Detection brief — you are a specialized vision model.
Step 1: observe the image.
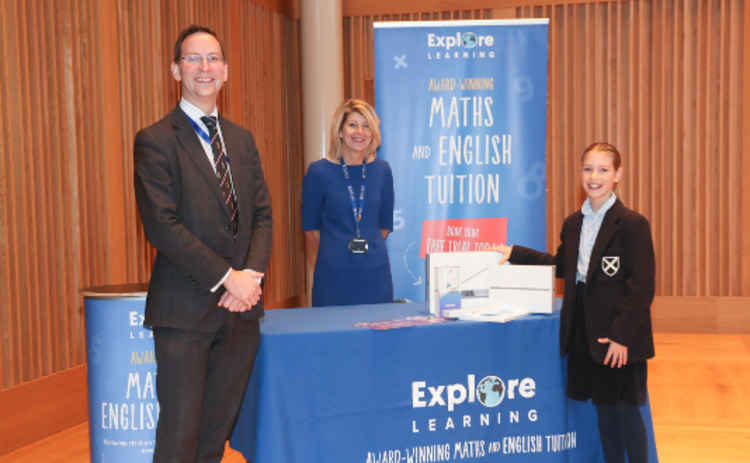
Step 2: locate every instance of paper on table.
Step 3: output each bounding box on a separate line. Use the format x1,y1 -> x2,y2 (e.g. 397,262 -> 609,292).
354,315 -> 449,330
442,305 -> 529,323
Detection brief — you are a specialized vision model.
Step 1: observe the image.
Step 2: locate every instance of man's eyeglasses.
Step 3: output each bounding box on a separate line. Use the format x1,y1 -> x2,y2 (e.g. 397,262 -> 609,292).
180,54 -> 224,65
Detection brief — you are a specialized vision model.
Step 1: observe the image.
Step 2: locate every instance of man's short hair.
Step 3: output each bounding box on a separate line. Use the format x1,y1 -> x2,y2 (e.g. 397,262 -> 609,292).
173,24 -> 225,63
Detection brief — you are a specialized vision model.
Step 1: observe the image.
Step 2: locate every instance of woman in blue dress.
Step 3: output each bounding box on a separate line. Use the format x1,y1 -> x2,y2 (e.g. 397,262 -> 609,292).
302,99 -> 394,306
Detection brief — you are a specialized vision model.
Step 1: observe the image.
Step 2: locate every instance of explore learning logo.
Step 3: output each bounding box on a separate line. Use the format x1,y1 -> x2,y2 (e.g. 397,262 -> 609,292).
409,374 -> 540,434
412,374 -> 534,412
427,31 -> 494,50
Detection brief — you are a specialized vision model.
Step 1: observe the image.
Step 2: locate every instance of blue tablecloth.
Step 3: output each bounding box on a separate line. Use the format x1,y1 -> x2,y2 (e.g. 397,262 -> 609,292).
230,302 -> 658,462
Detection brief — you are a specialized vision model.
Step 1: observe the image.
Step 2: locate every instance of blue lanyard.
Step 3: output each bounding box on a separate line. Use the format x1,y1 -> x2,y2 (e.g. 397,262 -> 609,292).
188,117 -> 211,143
188,117 -> 231,162
341,159 -> 366,238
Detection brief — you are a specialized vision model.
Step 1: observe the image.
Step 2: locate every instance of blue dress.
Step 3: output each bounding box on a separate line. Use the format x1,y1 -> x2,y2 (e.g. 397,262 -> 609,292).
302,158 -> 394,307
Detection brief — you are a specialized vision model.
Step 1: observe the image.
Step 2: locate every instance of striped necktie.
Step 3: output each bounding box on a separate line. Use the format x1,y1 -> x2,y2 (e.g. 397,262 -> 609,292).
201,116 -> 238,235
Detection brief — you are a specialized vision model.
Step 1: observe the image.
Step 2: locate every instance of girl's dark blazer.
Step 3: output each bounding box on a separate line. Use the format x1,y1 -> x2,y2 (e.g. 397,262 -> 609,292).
509,199 -> 655,364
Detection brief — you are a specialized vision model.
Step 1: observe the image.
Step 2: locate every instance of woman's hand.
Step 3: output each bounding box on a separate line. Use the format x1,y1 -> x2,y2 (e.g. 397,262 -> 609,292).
598,338 -> 628,368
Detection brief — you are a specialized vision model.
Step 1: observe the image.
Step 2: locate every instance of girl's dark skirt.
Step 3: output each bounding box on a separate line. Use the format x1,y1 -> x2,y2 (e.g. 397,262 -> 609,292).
566,282 -> 648,406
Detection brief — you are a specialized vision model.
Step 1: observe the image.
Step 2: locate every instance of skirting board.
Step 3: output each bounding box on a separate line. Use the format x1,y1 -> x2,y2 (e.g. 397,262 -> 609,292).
652,296 -> 750,333
0,365 -> 88,455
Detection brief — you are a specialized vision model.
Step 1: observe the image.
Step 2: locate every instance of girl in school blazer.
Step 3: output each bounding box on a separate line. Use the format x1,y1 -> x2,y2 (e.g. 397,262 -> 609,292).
497,142 -> 655,463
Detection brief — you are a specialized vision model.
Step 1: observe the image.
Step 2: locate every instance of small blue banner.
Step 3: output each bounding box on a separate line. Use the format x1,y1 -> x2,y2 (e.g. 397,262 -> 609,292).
84,296 -> 157,462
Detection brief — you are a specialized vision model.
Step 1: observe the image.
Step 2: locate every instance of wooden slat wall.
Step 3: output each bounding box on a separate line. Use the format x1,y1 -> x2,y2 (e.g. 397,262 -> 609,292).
343,0 -> 745,298
518,0 -> 743,296
0,0 -> 304,391
514,1 -> 744,297
0,0 -> 93,389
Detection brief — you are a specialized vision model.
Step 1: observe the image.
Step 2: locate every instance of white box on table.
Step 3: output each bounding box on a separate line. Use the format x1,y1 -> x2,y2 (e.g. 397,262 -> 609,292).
426,251 -> 555,316
425,251 -> 500,316
489,264 -> 555,314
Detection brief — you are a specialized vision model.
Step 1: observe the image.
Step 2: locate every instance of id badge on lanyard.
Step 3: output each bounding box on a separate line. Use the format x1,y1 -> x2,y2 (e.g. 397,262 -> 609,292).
342,159 -> 368,254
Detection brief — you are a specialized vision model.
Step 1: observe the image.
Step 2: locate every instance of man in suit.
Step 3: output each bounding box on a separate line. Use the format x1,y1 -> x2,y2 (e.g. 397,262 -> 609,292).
134,24 -> 272,463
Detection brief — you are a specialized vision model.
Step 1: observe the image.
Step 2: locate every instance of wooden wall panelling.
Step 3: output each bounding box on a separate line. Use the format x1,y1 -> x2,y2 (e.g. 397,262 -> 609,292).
637,1 -> 652,230
697,0 -> 709,296
0,0 -> 10,386
0,0 -> 92,388
716,0 -> 728,295
6,0 -> 23,387
514,1 -> 744,297
714,0 -> 740,296
253,0 -> 298,18
652,296 -> 750,334
657,0 -> 680,295
670,0 -> 684,295
100,0 -> 128,287
56,0 -> 79,374
343,14 -> 367,100
117,0 -> 149,284
720,0 -> 738,291
682,0 -> 697,295
275,11 -> 306,307
27,0 -> 47,382
726,0 -> 743,296
74,0 -> 106,376
48,0 -> 72,372
236,3 -> 305,307
21,0 -> 42,384
652,0 -> 667,297
0,0 -> 18,387
45,0 -> 68,374
744,0 -> 750,296
343,0 -> 615,16
251,5 -> 282,305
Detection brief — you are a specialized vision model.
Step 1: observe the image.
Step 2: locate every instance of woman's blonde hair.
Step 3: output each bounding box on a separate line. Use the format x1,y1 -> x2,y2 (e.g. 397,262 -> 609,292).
326,98 -> 381,161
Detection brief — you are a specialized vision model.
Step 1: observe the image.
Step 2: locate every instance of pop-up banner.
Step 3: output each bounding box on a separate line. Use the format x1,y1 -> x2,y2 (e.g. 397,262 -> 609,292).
83,286 -> 157,463
374,19 -> 549,302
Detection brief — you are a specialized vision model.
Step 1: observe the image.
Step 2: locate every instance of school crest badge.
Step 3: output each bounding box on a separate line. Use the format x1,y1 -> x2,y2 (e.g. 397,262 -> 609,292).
601,256 -> 620,277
